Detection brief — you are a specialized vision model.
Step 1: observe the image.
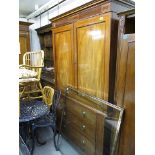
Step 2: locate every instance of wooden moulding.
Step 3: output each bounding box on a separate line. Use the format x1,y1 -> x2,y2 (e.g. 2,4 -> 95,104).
50,0 -> 134,28
35,23 -> 52,34
117,8 -> 135,16
19,21 -> 33,32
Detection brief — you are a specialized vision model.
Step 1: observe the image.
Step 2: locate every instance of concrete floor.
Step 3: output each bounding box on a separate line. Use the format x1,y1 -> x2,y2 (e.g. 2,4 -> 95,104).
33,127 -> 61,155
33,127 -> 80,155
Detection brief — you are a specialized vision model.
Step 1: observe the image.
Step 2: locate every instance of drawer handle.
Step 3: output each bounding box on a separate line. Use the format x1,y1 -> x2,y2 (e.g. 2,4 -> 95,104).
81,111 -> 86,117
81,140 -> 86,144
81,125 -> 86,130
63,111 -> 66,116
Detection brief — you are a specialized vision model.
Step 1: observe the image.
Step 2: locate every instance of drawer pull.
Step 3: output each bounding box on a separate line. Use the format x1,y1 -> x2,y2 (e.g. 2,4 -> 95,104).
81,125 -> 86,130
81,140 -> 86,144
82,111 -> 86,117
63,111 -> 66,116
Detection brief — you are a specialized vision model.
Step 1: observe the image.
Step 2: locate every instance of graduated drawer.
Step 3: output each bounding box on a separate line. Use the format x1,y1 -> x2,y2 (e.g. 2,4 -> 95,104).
63,110 -> 96,142
65,98 -> 96,127
63,123 -> 95,155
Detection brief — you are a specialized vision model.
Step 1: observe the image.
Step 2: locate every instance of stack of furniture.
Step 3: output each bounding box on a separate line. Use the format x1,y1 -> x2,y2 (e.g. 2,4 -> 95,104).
50,0 -> 134,155
19,21 -> 33,64
36,24 -> 55,88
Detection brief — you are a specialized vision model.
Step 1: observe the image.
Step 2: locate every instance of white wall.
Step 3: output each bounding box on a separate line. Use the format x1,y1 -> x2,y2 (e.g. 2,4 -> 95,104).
27,0 -> 93,51
29,24 -> 41,51
19,17 -> 27,22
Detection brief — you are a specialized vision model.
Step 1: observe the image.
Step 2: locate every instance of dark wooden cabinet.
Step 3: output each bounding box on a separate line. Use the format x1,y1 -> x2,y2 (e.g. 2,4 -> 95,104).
51,0 -> 134,102
59,87 -> 124,155
36,24 -> 55,88
114,9 -> 135,155
19,21 -> 33,64
61,94 -> 105,155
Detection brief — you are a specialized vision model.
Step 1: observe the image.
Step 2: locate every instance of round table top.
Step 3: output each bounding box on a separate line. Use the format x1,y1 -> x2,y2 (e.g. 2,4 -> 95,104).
19,100 -> 49,123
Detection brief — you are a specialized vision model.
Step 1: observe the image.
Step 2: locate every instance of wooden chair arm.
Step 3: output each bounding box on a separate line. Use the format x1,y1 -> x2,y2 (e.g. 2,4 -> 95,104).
19,64 -> 43,69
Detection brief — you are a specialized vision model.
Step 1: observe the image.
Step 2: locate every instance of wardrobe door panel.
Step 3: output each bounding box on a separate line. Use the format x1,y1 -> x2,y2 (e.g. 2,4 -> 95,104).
19,22 -> 32,64
74,15 -> 110,99
53,24 -> 75,90
19,33 -> 30,64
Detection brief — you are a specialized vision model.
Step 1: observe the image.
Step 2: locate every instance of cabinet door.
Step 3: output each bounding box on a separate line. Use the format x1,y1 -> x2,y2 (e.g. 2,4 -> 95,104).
53,24 -> 75,90
19,32 -> 30,64
74,14 -> 111,99
44,33 -> 52,47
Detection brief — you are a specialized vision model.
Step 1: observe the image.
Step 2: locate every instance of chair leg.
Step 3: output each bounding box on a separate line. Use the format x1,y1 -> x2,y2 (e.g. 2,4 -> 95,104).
31,128 -> 35,155
38,82 -> 43,95
53,127 -> 59,151
53,120 -> 63,150
35,128 -> 46,145
19,85 -> 26,99
54,105 -> 65,151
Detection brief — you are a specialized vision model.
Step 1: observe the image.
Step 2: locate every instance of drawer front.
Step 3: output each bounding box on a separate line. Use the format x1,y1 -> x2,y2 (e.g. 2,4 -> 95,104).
63,111 -> 96,142
63,123 -> 95,155
66,99 -> 96,127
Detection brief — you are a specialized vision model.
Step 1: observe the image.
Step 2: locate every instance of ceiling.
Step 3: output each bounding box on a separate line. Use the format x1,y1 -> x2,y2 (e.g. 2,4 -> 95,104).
19,0 -> 51,17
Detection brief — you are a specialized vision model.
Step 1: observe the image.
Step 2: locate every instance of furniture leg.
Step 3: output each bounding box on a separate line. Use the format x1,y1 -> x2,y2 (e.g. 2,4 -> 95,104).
35,128 -> 46,145
31,127 -> 36,155
53,127 -> 58,151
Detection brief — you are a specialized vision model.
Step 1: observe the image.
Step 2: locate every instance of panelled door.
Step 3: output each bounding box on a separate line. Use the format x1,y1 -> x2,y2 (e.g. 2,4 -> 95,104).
19,33 -> 30,64
74,14 -> 111,99
53,24 -> 75,91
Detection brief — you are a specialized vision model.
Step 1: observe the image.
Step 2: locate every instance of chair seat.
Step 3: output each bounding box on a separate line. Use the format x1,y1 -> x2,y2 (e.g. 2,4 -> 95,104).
19,78 -> 40,83
32,113 -> 56,128
19,68 -> 38,79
